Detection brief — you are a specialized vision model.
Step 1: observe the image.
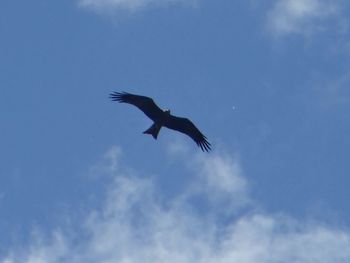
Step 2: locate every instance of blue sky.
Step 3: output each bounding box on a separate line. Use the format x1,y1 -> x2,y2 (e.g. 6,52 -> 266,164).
1,0 -> 350,262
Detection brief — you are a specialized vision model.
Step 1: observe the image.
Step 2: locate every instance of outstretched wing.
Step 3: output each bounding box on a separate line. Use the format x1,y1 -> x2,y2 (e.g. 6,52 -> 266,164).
164,115 -> 211,152
109,91 -> 164,121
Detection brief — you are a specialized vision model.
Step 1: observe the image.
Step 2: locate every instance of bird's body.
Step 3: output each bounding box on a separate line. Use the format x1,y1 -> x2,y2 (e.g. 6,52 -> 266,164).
110,91 -> 211,152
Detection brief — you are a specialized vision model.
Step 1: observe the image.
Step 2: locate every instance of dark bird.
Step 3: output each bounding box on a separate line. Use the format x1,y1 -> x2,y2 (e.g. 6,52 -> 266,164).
110,91 -> 211,152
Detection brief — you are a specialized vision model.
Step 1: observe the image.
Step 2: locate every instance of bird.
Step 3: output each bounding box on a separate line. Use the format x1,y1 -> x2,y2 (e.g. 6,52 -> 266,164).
109,91 -> 211,152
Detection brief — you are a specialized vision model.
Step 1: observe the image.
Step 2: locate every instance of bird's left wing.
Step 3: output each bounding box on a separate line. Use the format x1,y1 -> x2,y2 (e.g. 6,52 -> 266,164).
109,91 -> 164,121
164,115 -> 211,152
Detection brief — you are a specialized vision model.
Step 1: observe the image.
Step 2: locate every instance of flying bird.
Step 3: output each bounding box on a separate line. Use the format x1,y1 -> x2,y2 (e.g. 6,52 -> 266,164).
109,91 -> 211,152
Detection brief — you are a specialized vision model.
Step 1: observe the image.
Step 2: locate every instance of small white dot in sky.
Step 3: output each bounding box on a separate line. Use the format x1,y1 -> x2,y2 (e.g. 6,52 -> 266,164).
232,105 -> 236,110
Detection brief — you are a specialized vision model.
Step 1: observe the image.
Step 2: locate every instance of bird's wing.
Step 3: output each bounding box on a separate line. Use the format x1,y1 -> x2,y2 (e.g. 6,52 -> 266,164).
110,91 -> 164,121
164,115 -> 211,152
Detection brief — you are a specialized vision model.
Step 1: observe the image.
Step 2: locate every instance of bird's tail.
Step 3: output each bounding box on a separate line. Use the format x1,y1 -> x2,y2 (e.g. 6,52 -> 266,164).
143,123 -> 162,140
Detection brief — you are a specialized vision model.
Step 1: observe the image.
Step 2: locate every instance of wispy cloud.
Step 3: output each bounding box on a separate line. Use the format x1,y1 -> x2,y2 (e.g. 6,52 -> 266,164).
309,70 -> 350,109
78,0 -> 197,13
267,0 -> 344,37
2,146 -> 350,263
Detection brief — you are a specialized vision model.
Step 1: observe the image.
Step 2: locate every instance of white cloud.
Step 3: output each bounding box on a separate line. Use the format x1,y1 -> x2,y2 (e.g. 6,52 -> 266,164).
190,153 -> 250,212
2,146 -> 350,263
267,0 -> 342,37
78,0 -> 197,13
88,146 -> 121,178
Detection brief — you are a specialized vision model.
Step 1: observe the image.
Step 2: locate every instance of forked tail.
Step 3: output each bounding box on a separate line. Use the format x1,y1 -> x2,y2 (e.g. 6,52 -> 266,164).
143,123 -> 162,139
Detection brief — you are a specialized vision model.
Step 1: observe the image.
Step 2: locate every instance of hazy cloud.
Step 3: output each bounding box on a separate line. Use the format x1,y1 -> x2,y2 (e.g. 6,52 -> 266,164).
78,0 -> 197,13
267,0 -> 343,37
2,146 -> 350,263
309,70 -> 350,108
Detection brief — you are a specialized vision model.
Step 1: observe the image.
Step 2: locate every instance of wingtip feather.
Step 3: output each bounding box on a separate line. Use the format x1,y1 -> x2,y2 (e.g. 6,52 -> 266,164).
109,91 -> 129,103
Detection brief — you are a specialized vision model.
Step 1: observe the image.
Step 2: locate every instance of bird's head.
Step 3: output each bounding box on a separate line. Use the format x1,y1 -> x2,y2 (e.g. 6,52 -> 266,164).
163,109 -> 171,115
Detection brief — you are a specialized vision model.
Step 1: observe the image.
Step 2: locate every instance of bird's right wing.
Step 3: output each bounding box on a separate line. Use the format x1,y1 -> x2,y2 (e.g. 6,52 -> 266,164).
164,115 -> 211,152
109,92 -> 164,121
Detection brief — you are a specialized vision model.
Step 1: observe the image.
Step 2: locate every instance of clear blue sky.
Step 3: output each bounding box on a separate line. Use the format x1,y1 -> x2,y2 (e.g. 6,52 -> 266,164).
1,0 -> 350,262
